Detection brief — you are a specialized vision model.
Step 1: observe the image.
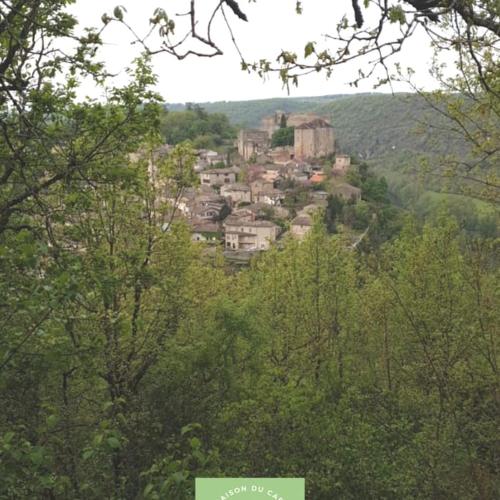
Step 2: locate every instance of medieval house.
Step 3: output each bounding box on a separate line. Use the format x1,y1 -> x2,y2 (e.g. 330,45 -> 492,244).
220,183 -> 252,205
333,154 -> 351,176
200,168 -> 237,187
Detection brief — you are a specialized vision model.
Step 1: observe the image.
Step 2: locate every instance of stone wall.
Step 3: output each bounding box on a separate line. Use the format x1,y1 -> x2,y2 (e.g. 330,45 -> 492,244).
237,129 -> 269,160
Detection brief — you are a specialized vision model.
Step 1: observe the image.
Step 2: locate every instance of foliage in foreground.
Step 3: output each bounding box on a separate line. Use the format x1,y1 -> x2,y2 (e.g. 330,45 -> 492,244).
1,188 -> 498,498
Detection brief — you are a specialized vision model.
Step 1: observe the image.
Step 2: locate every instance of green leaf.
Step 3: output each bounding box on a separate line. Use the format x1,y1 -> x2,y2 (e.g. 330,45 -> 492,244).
181,423 -> 201,435
29,447 -> 44,467
304,42 -> 315,58
388,6 -> 406,24
189,437 -> 201,450
46,414 -> 58,429
171,471 -> 186,484
113,6 -> 125,21
107,436 -> 121,449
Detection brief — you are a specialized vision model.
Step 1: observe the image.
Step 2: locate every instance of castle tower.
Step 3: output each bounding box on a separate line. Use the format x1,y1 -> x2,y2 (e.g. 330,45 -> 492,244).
294,118 -> 335,160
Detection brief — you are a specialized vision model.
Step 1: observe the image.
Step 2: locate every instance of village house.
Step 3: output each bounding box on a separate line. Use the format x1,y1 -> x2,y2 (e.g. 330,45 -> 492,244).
290,215 -> 313,240
332,183 -> 362,202
224,218 -> 279,251
333,154 -> 351,176
231,207 -> 256,222
234,203 -> 289,220
237,129 -> 269,160
220,183 -> 252,205
198,149 -> 224,165
254,188 -> 285,206
194,150 -> 226,172
294,118 -> 335,160
250,179 -> 274,198
200,168 -> 237,187
173,189 -> 198,216
190,221 -> 222,243
188,194 -> 230,221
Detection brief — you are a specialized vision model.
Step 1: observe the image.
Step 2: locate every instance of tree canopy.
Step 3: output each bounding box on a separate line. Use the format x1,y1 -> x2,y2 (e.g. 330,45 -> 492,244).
271,126 -> 295,147
160,105 -> 235,149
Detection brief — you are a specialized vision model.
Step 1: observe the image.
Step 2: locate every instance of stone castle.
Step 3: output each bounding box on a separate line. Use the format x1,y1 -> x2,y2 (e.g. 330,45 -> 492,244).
236,111 -> 335,162
259,111 -> 335,160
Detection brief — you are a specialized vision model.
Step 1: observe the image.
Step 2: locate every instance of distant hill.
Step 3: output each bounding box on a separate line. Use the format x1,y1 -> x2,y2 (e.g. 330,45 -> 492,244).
167,94 -> 368,128
166,93 -> 467,163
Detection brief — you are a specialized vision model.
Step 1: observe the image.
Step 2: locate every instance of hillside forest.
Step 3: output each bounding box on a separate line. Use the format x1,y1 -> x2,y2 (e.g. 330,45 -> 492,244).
0,1 -> 499,500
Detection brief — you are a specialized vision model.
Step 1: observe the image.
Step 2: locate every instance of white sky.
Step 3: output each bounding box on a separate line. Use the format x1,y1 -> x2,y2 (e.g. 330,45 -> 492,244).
71,0 -> 445,103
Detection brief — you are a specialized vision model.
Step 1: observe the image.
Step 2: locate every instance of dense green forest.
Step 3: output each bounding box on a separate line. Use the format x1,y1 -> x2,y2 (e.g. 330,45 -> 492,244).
1,1 -> 499,499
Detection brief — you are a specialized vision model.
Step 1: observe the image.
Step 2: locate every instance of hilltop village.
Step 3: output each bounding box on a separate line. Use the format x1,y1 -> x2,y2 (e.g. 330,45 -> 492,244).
162,111 -> 367,256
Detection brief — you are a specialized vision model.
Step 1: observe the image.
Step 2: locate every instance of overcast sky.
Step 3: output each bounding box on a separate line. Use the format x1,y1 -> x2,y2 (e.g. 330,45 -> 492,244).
71,0 -> 445,103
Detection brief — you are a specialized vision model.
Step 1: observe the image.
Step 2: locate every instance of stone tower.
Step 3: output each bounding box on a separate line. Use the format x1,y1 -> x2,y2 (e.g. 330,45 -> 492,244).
294,118 -> 335,160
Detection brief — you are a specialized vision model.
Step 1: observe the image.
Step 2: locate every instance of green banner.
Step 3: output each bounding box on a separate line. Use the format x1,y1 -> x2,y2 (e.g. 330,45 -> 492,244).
195,478 -> 305,500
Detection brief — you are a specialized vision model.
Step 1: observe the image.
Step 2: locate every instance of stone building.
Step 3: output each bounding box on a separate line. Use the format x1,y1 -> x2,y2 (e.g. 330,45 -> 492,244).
224,218 -> 279,251
237,129 -> 269,160
332,183 -> 362,202
294,119 -> 335,160
254,188 -> 284,206
333,154 -> 351,176
290,215 -> 313,240
200,168 -> 236,187
220,183 -> 252,205
249,179 -> 274,199
189,194 -> 229,221
190,221 -> 222,242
